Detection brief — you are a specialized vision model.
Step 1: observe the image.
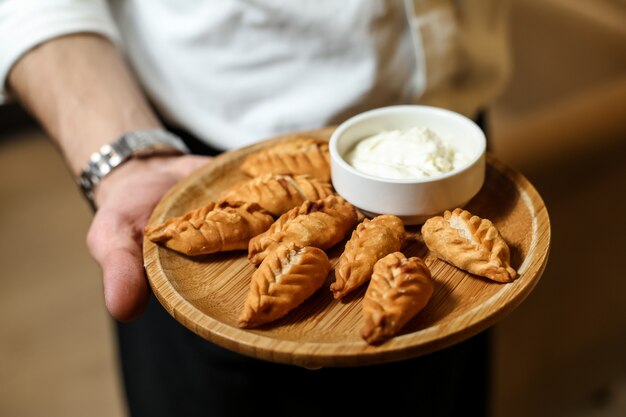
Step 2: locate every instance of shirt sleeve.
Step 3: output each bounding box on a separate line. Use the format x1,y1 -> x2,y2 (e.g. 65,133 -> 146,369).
0,0 -> 121,103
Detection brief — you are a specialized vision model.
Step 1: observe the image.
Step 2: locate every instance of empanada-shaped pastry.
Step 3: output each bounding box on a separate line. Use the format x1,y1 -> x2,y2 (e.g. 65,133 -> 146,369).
331,215 -> 405,299
361,252 -> 434,345
145,201 -> 274,256
421,208 -> 517,282
238,243 -> 331,328
248,195 -> 358,266
240,137 -> 331,181
219,174 -> 335,217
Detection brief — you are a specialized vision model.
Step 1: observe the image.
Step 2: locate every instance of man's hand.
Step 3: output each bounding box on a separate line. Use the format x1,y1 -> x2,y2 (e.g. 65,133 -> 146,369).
7,34 -> 211,321
86,154 -> 211,321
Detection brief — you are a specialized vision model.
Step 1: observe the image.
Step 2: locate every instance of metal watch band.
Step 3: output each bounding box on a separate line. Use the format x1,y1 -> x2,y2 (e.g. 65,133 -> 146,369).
78,129 -> 190,210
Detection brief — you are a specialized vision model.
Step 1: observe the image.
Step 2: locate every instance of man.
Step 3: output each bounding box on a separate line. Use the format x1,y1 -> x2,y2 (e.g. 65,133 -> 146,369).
1,1 -> 510,415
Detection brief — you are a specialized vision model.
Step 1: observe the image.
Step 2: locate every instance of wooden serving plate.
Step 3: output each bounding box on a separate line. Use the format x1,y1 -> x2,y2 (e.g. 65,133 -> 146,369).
143,128 -> 550,369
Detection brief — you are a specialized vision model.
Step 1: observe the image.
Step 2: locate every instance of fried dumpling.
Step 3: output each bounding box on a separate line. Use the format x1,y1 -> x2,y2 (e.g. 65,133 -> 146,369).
361,252 -> 434,345
238,243 -> 331,328
248,195 -> 358,266
145,201 -> 274,256
219,174 -> 335,217
239,137 -> 331,181
421,208 -> 517,282
331,215 -> 405,299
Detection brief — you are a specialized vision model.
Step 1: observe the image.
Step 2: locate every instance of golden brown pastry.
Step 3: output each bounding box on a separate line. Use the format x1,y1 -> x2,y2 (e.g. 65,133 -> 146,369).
248,195 -> 358,266
219,173 -> 335,217
331,215 -> 405,299
361,252 -> 434,345
238,243 -> 331,328
239,137 -> 331,181
145,201 -> 274,256
421,208 -> 517,282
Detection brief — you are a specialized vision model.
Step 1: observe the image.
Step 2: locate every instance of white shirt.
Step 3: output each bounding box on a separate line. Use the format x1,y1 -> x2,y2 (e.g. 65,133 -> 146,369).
0,0 -> 511,150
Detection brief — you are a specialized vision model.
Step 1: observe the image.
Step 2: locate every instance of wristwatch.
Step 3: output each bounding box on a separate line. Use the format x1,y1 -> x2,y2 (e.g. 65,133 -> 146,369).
78,129 -> 190,210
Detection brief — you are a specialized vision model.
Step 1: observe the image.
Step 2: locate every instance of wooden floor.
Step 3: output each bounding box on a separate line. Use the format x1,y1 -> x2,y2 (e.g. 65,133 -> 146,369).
1,126 -> 625,417
0,129 -> 126,417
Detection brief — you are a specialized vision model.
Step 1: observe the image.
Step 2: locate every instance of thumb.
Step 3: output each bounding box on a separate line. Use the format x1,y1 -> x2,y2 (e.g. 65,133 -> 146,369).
100,247 -> 150,321
87,212 -> 150,322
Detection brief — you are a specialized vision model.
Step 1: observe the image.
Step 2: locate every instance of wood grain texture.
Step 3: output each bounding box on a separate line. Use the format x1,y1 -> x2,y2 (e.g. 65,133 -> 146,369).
143,127 -> 551,369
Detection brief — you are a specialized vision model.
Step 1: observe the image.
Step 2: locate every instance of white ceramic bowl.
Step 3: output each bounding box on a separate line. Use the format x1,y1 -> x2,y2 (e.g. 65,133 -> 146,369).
329,105 -> 486,225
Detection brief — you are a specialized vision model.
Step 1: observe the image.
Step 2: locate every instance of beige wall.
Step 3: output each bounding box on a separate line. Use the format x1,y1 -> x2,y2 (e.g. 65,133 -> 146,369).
490,0 -> 626,173
490,1 -> 626,417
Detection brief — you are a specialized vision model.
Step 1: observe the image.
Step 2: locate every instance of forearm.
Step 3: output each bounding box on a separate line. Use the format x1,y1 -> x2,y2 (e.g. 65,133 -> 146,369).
7,33 -> 162,176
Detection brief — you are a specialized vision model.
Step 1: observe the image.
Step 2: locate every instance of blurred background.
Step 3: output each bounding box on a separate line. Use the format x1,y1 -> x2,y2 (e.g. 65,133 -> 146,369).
1,0 -> 625,416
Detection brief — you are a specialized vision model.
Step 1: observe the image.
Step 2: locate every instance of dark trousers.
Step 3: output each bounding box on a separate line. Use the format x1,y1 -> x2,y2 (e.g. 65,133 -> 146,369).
117,296 -> 490,417
116,120 -> 492,416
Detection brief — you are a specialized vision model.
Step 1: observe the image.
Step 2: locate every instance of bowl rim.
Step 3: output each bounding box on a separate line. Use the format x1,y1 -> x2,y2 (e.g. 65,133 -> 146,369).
329,104 -> 487,184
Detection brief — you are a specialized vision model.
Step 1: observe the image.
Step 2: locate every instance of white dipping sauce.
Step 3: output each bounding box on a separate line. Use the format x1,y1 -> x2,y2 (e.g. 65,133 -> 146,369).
344,127 -> 467,180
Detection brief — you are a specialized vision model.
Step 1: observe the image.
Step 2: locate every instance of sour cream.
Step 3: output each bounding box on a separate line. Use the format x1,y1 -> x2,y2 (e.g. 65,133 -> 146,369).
344,127 -> 467,180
